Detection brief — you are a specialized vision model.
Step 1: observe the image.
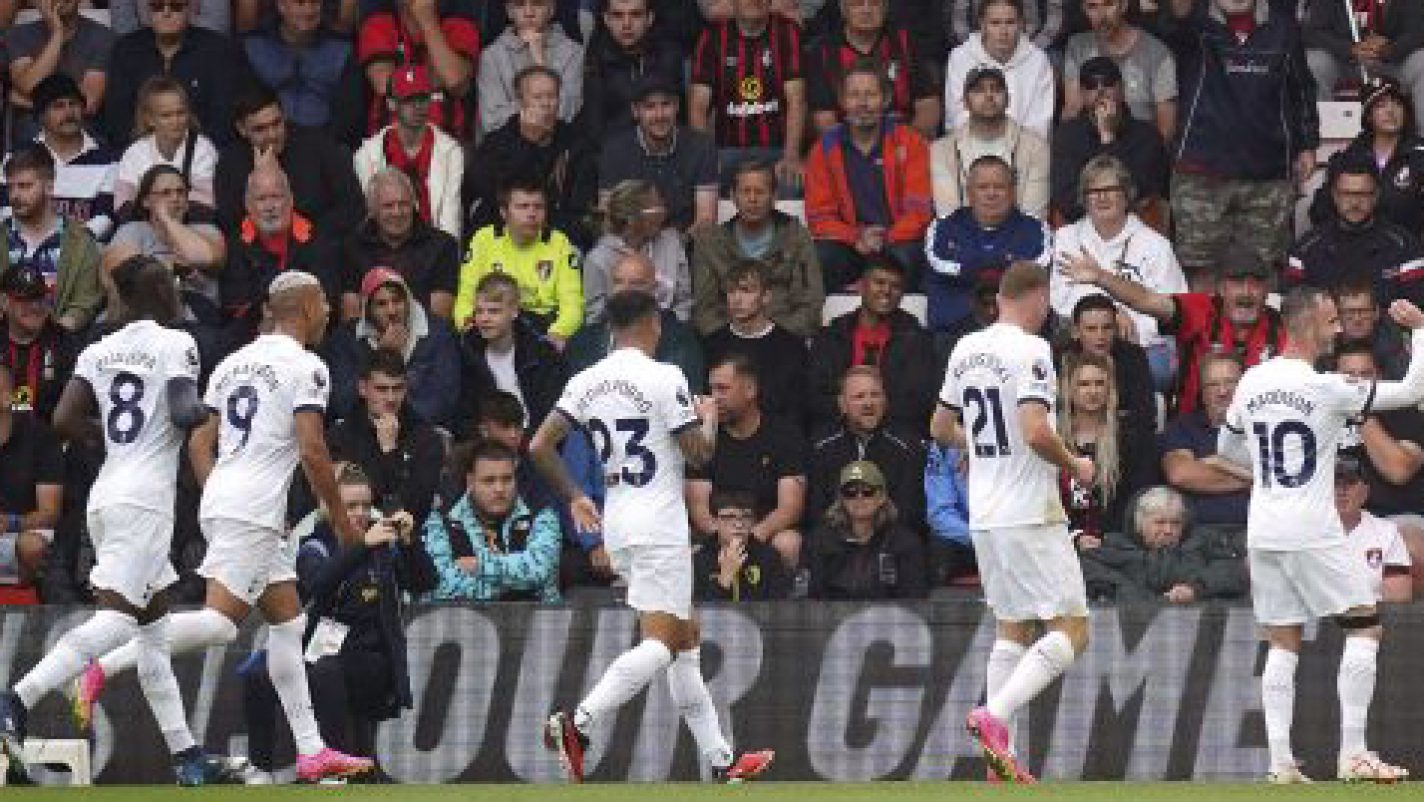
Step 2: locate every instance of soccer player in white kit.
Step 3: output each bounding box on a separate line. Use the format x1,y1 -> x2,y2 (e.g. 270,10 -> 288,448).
1217,287 -> 1424,784
0,256 -> 244,784
528,286 -> 774,784
930,262 -> 1093,784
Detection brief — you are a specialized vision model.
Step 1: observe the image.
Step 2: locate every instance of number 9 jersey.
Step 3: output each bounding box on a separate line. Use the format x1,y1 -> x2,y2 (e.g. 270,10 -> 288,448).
554,348 -> 699,552
939,323 -> 1067,530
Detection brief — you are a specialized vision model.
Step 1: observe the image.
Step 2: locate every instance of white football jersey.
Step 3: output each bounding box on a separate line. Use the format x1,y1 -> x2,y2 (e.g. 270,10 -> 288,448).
74,320 -> 200,515
939,323 -> 1067,529
555,348 -> 698,551
199,334 -> 329,530
1225,358 -> 1374,550
1346,511 -> 1412,601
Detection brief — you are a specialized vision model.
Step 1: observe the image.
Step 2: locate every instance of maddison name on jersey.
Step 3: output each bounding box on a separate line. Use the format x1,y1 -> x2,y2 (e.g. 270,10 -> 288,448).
1244,389 -> 1317,417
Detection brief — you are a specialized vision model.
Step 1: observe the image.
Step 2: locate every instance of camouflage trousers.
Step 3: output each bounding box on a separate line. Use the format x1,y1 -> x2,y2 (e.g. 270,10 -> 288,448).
1170,171 -> 1294,275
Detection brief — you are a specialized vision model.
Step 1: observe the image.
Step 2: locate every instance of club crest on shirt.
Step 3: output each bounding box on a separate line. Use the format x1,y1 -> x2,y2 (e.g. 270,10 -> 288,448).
537,260 -> 554,282
676,388 -> 691,409
1367,548 -> 1384,570
313,371 -> 327,390
740,76 -> 764,101
1031,359 -> 1050,382
186,347 -> 200,371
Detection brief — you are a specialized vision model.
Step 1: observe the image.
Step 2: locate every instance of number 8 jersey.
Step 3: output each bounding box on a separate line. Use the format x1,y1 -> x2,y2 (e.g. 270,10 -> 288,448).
199,334 -> 330,531
554,348 -> 699,552
939,323 -> 1067,530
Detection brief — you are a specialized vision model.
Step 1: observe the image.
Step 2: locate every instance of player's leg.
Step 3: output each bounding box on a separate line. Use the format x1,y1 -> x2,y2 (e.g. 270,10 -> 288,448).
985,614 -> 1087,725
1260,624 -> 1306,782
985,619 -> 1035,760
664,616 -> 775,782
1332,607 -> 1400,780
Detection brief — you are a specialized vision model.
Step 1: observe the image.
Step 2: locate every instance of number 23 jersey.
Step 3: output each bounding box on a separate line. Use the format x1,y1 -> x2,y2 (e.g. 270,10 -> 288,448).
555,348 -> 699,552
939,323 -> 1066,530
74,320 -> 200,516
1225,357 -> 1373,550
200,334 -> 330,530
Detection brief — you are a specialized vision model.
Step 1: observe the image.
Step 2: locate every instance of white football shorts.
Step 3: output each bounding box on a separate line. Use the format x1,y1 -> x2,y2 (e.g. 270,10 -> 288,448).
609,543 -> 693,621
972,523 -> 1090,622
1250,543 -> 1376,626
197,517 -> 298,605
87,504 -> 179,608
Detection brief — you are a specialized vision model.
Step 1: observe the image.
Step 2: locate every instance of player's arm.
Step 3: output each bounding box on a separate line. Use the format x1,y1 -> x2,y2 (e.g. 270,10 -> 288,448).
1362,310 -> 1424,410
686,479 -> 716,536
296,410 -> 359,544
529,410 -> 579,502
1382,569 -> 1413,603
188,412 -> 219,487
1213,423 -> 1253,470
1358,420 -> 1424,486
930,403 -> 966,449
1019,400 -> 1080,472
52,378 -> 101,447
166,378 -> 209,430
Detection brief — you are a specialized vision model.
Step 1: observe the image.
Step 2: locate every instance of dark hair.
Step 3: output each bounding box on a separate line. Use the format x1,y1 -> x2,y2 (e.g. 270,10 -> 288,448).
477,390 -> 525,427
977,0 -> 1023,21
967,153 -> 1015,182
450,438 -> 520,479
710,489 -> 757,515
709,350 -> 759,385
732,159 -> 778,193
233,84 -> 282,124
1332,337 -> 1378,366
336,462 -> 373,490
1327,150 -> 1380,193
3,144 -> 55,181
838,57 -> 893,100
1332,279 -> 1377,304
725,259 -> 767,289
1071,293 -> 1118,323
112,254 -> 182,325
514,64 -> 562,98
133,164 -> 189,221
498,175 -> 548,208
606,289 -> 659,332
360,347 -> 408,380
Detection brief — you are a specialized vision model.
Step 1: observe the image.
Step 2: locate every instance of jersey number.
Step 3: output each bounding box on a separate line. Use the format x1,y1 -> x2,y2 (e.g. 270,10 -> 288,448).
963,387 -> 1011,458
588,417 -> 657,487
1252,420 -> 1317,488
226,385 -> 260,454
105,372 -> 146,445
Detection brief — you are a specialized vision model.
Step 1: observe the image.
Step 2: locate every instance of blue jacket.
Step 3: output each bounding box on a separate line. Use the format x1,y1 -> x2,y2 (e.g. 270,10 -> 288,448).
323,304 -> 463,430
924,444 -> 970,546
423,495 -> 562,603
924,208 -> 1051,333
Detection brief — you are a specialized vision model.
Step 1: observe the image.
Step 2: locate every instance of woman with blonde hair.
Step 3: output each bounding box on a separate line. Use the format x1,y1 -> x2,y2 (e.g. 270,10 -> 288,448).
581,179 -> 691,322
113,76 -> 218,213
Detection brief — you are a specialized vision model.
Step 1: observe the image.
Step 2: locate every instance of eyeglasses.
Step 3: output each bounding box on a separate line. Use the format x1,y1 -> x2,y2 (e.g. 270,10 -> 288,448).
1084,185 -> 1126,197
715,511 -> 756,523
1081,77 -> 1120,90
841,484 -> 881,500
149,1 -> 188,12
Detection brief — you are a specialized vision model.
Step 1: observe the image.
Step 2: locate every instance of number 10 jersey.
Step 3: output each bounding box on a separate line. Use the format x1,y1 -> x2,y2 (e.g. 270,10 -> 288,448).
554,347 -> 700,552
939,323 -> 1067,530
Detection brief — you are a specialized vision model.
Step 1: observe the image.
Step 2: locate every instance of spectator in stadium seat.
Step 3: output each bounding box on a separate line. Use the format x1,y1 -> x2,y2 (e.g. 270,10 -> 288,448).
102,0 -> 250,148
325,268 -> 463,431
808,459 -> 927,600
598,76 -> 720,234
579,0 -> 684,142
0,74 -> 120,242
691,160 -> 823,339
1050,56 -> 1169,224
241,0 -> 364,146
342,169 -> 460,322
1310,77 -> 1424,234
924,441 -> 974,583
1334,281 -> 1410,380
567,251 -> 706,391
694,489 -> 792,601
357,0 -> 480,137
4,0 -> 113,137
1060,238 -> 1286,415
215,86 -> 365,238
1157,351 -> 1249,528
468,389 -> 558,517
1156,0 -> 1319,284
690,0 -> 808,192
0,145 -> 103,333
457,271 -> 567,433
1286,151 -> 1424,307
943,0 -> 1054,139
701,260 -> 809,433
0,362 -> 62,594
924,154 -> 1050,337
1336,455 -> 1414,604
688,351 -> 807,571
935,272 -> 1000,360
112,77 -> 218,213
423,440 -> 562,602
1050,154 -> 1186,391
453,179 -> 583,345
109,0 -> 231,35
327,349 -> 447,528
583,181 -> 689,324
806,0 -> 941,139
1062,0 -> 1177,141
0,265 -> 78,423
1303,0 -> 1424,130
465,66 -> 597,247
807,365 -> 925,536
1077,485 -> 1247,603
808,256 -> 938,437
944,0 -> 1064,53
806,63 -> 933,292
1057,293 -> 1156,440
477,0 -> 584,136
353,65 -> 465,241
930,65 -> 1049,219
1333,341 -> 1424,525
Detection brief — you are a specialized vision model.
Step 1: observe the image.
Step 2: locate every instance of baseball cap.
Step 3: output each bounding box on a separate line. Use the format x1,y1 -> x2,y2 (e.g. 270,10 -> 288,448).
359,266 -> 408,299
964,65 -> 1007,94
31,73 -> 85,114
1336,454 -> 1364,483
632,74 -> 681,103
1361,75 -> 1406,116
1079,56 -> 1123,87
1217,240 -> 1270,281
1,265 -> 49,302
839,460 -> 886,491
389,65 -> 434,100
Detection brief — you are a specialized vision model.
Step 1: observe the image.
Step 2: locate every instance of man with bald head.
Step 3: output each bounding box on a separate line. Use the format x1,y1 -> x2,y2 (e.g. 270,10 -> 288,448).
565,252 -> 707,392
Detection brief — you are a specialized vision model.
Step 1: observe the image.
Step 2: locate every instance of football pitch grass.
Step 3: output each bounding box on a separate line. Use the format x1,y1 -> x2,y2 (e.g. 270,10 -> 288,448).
3,783 -> 1424,801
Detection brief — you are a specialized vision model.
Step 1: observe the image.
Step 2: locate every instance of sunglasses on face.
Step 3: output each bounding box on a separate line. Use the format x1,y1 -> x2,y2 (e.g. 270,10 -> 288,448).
841,484 -> 881,500
150,1 -> 189,12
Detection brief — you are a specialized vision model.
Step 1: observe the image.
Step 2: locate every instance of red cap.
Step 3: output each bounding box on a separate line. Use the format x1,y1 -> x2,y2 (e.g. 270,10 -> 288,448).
360,266 -> 406,299
389,65 -> 434,100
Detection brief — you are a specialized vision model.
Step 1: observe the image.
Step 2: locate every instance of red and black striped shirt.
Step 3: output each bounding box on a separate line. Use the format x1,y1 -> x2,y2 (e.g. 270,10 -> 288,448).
692,14 -> 803,148
806,27 -> 934,123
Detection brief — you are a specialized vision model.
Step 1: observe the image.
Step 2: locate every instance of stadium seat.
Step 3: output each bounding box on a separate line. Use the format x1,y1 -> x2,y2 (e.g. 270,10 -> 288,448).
0,739 -> 92,786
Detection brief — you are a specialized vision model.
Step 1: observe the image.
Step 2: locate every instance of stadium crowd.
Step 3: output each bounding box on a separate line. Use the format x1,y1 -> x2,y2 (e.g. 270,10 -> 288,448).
2,0 -> 1424,616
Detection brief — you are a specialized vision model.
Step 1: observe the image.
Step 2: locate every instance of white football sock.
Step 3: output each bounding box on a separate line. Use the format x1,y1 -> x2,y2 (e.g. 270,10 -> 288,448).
266,615 -> 325,756
1338,637 -> 1378,760
1262,648 -> 1299,769
135,616 -> 196,754
15,610 -> 137,708
574,639 -> 673,732
986,639 -> 1027,754
666,648 -> 733,770
99,608 -> 232,676
985,631 -> 1075,721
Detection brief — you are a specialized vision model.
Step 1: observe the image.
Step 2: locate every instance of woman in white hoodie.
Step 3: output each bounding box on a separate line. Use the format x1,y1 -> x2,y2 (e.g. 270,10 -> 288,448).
1052,155 -> 1186,390
943,0 -> 1055,139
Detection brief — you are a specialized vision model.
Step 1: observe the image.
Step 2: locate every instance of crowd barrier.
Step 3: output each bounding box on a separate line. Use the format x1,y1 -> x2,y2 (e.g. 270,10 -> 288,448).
3,601 -> 1422,784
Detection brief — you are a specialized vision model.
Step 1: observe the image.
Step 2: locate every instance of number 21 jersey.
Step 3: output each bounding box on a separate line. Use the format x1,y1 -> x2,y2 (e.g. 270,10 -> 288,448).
939,323 -> 1066,530
200,334 -> 330,530
554,348 -> 699,552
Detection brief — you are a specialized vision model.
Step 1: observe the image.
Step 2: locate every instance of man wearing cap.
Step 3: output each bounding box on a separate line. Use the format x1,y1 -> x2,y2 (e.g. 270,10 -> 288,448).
930,65 -> 1049,219
0,265 -> 77,423
1,73 -> 119,242
342,168 -> 460,322
4,0 -> 114,130
1062,0 -> 1177,141
943,0 -> 1054,139
1302,0 -> 1424,132
598,76 -> 719,234
354,65 -> 464,241
1334,455 -> 1414,604
806,458 -> 928,601
1309,77 -> 1424,233
580,0 -> 684,143
1050,56 -> 1168,223
357,0 -> 479,138
0,361 -> 63,602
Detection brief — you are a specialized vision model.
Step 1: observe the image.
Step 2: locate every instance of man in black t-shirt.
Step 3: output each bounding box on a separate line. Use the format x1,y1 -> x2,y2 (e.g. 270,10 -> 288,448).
687,352 -> 807,571
0,362 -> 64,590
701,260 -> 809,433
